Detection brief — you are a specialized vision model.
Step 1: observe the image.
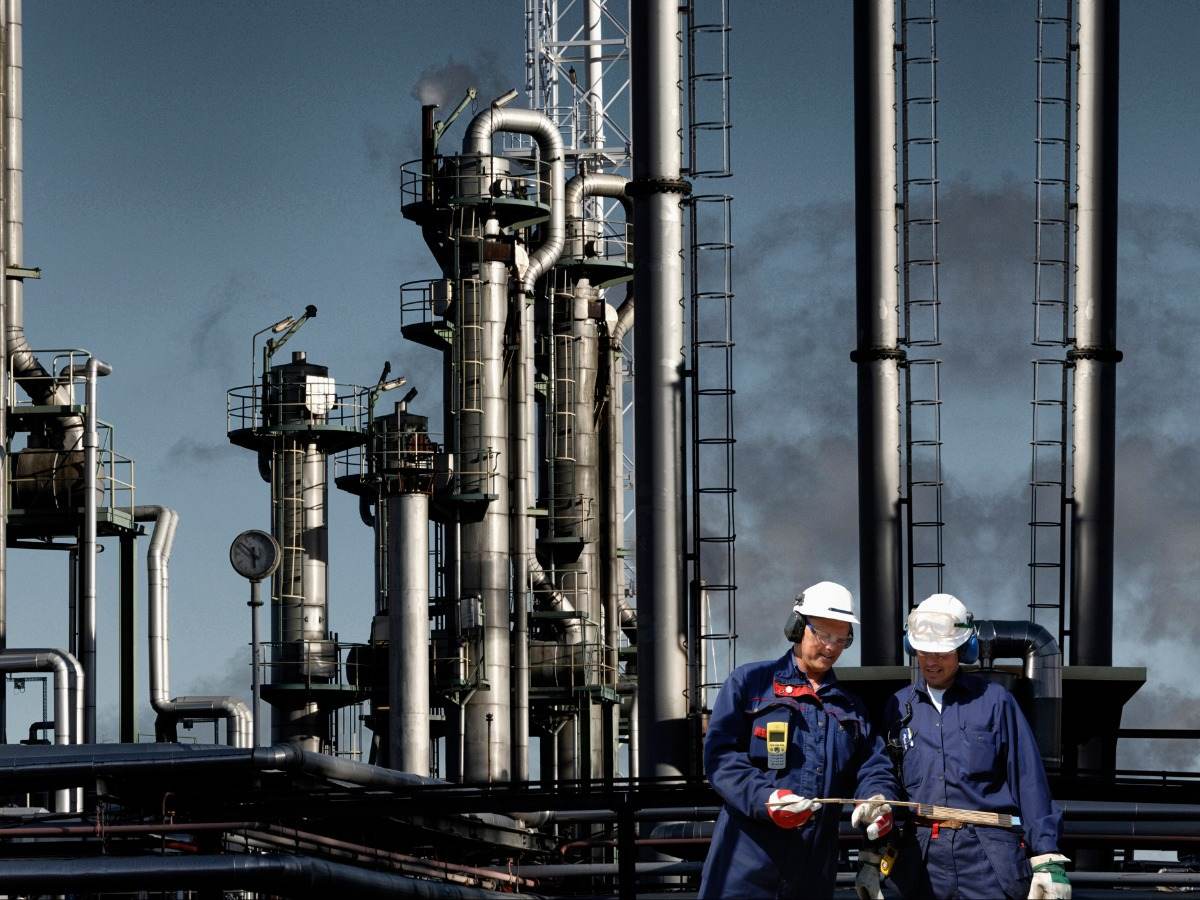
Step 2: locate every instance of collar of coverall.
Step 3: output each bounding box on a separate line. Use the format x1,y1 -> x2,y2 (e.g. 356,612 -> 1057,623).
776,649 -> 840,697
915,667 -> 979,699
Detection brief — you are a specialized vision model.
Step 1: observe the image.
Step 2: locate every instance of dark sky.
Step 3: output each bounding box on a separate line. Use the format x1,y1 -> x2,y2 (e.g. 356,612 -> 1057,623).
6,3 -> 1198,767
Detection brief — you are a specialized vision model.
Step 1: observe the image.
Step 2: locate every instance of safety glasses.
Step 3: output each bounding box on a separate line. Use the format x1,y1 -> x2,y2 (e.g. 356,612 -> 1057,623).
905,609 -> 972,642
806,621 -> 854,650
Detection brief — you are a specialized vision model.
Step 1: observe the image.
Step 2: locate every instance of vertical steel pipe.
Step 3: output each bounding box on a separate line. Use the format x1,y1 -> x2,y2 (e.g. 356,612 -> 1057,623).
509,291 -> 533,782
631,0 -> 690,779
853,0 -> 903,665
0,0 -> 7,746
459,250 -> 511,783
1069,0 -> 1120,668
142,506 -> 250,748
585,0 -> 605,153
0,648 -> 82,811
82,357 -> 111,743
387,492 -> 431,774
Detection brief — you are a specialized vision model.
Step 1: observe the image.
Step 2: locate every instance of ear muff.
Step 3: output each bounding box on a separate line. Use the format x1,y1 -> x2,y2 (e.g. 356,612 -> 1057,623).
784,608 -> 806,643
958,634 -> 980,664
904,632 -> 979,662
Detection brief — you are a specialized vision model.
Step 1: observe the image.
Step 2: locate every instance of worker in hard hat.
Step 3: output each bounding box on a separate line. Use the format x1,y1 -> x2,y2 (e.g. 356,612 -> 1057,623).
699,582 -> 881,899
851,593 -> 1069,900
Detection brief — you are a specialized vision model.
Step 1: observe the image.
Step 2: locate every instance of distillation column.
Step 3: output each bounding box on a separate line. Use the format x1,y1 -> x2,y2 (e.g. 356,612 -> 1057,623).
376,409 -> 436,773
229,350 -> 363,751
852,0 -> 904,665
630,0 -> 691,778
1069,0 -> 1120,669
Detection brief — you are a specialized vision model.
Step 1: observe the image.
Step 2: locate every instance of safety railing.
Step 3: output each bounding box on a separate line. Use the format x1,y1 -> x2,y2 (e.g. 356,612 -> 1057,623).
226,381 -> 368,434
256,639 -> 367,689
564,215 -> 634,265
399,157 -> 550,211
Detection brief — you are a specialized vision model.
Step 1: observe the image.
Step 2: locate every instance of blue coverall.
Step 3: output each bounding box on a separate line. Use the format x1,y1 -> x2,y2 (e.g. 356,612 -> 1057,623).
699,650 -> 879,899
857,671 -> 1064,899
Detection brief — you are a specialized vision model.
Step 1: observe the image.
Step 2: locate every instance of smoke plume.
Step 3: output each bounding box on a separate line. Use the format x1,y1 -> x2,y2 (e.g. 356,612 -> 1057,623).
409,53 -> 512,110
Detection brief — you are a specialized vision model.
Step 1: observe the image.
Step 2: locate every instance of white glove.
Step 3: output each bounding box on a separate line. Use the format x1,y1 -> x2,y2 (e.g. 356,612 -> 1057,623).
851,793 -> 895,840
1028,852 -> 1071,899
855,849 -> 884,900
765,788 -> 821,828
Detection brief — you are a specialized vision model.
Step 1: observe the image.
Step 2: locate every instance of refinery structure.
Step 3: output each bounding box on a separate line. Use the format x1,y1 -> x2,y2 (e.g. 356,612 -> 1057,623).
0,0 -> 1196,896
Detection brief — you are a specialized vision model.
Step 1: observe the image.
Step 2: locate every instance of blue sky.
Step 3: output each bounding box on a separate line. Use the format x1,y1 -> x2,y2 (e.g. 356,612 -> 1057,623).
8,3 -> 1200,763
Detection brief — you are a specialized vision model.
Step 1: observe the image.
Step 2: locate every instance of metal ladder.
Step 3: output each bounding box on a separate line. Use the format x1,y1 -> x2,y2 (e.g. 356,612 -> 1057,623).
1028,0 -> 1075,648
899,0 -> 945,607
685,0 -> 736,730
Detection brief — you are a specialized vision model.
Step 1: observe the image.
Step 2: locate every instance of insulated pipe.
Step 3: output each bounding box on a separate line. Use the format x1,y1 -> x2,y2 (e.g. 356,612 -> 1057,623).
631,0 -> 690,780
564,172 -> 632,261
509,264 -> 535,782
1069,0 -> 1120,668
81,356 -> 110,743
852,0 -> 903,665
0,853 -> 517,899
0,0 -> 8,745
462,106 -> 564,295
974,620 -> 1062,763
140,506 -> 251,748
387,492 -> 430,774
0,648 -> 82,811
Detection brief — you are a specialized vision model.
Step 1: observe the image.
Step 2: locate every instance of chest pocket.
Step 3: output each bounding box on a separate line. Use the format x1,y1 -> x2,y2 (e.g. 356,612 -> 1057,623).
746,701 -> 803,768
830,714 -> 862,769
961,726 -> 1001,779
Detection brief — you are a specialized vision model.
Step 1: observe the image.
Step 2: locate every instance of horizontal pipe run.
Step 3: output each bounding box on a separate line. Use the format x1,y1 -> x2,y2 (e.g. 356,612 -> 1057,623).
249,824 -> 533,888
511,860 -> 701,878
0,820 -> 256,838
0,853 -> 518,898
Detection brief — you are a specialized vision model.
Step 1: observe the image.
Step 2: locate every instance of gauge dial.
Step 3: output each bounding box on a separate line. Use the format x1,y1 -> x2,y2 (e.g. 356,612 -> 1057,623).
229,529 -> 281,581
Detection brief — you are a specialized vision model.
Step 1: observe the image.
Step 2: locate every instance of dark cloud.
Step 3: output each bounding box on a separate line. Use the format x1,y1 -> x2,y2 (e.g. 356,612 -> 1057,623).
727,178 -> 1200,686
1116,683 -> 1200,772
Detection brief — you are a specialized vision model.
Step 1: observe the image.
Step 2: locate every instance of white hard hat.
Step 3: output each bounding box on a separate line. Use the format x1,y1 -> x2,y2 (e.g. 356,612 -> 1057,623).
906,593 -> 974,653
793,581 -> 860,625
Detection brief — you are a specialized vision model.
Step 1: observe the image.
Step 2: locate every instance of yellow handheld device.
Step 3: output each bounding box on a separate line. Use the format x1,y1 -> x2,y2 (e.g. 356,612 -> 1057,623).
880,844 -> 899,877
766,721 -> 788,769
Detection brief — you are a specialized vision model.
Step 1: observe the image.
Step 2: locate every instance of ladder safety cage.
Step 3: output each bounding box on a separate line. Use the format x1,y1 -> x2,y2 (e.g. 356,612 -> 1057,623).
685,0 -> 737,728
1027,0 -> 1076,650
898,0 -> 946,606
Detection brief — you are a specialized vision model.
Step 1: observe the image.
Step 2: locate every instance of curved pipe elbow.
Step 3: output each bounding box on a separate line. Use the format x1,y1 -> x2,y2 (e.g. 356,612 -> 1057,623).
462,107 -> 565,292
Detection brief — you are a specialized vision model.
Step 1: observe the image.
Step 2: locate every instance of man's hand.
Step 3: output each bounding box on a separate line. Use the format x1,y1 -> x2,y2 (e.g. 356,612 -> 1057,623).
1028,853 -> 1071,899
765,789 -> 821,828
855,849 -> 885,900
851,793 -> 894,840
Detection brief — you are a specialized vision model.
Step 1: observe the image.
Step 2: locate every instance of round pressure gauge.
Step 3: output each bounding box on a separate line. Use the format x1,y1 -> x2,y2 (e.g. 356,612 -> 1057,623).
229,530 -> 281,581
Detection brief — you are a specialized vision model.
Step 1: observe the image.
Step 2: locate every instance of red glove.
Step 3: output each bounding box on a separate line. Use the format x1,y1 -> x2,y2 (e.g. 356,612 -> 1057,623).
766,789 -> 821,828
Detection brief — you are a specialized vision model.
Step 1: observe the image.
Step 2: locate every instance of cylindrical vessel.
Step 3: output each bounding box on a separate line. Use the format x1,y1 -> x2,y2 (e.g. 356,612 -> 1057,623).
853,0 -> 903,665
388,492 -> 431,774
1069,0 -> 1120,668
631,0 -> 690,780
